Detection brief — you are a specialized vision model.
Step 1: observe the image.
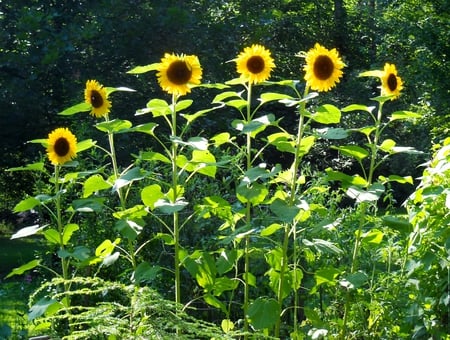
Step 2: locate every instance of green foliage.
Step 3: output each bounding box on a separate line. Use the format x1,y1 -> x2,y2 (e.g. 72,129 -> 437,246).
1,2 -> 448,339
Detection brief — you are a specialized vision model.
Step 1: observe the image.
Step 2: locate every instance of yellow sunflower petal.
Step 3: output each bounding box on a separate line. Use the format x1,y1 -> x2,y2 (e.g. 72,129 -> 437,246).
381,63 -> 403,100
84,80 -> 111,118
156,53 -> 202,96
235,44 -> 275,84
46,127 -> 77,165
303,43 -> 345,92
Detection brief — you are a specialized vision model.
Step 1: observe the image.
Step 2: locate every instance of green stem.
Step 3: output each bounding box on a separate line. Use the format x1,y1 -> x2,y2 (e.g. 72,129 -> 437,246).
54,165 -> 72,330
171,93 -> 181,307
342,101 -> 384,338
105,115 -> 137,272
243,83 -> 252,337
275,86 -> 309,337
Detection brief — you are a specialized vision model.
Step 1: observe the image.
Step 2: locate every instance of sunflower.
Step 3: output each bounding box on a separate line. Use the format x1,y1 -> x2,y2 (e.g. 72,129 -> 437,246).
235,44 -> 275,84
156,53 -> 202,96
47,128 -> 77,165
380,63 -> 403,99
303,43 -> 345,92
84,80 -> 111,118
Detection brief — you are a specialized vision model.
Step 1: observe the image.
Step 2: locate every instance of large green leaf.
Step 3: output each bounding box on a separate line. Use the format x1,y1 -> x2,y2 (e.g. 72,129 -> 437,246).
83,174 -> 112,198
43,228 -> 60,244
333,145 -> 369,162
13,197 -> 41,213
6,259 -> 40,278
258,92 -> 294,104
58,102 -> 91,116
247,297 -> 281,330
270,198 -> 300,223
11,224 -> 45,239
62,223 -> 79,245
127,122 -> 158,136
127,63 -> 159,74
28,298 -> 60,321
389,110 -> 421,121
96,119 -> 132,133
141,184 -> 165,210
236,182 -> 268,205
113,167 -> 146,191
311,104 -> 341,124
133,262 -> 161,284
7,162 -> 45,172
314,267 -> 341,287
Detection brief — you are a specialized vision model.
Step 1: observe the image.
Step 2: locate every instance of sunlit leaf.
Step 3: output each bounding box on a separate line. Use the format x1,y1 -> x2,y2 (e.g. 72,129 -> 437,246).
311,104 -> 341,124
6,259 -> 40,278
389,111 -> 421,121
43,228 -> 59,244
258,92 -> 294,104
83,174 -> 112,198
361,229 -> 384,246
113,167 -> 146,191
127,122 -> 158,135
58,102 -> 91,116
141,184 -> 165,210
127,63 -> 159,74
11,224 -> 45,239
105,86 -> 136,94
314,267 -> 341,287
7,162 -> 45,172
13,197 -> 41,213
341,104 -> 375,113
62,223 -> 79,245
96,119 -> 132,133
211,132 -> 232,147
333,145 -> 369,161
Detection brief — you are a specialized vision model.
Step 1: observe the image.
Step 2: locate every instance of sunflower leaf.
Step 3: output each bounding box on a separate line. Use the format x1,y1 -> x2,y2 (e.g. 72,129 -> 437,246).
359,70 -> 384,78
389,111 -> 422,121
96,119 -> 132,133
6,259 -> 41,278
58,102 -> 91,116
76,139 -> 96,152
7,162 -> 45,172
311,104 -> 341,124
105,86 -> 136,95
127,63 -> 160,74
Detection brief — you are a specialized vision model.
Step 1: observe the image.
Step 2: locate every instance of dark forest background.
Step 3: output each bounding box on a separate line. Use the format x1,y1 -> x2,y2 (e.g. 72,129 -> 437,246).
1,0 -> 449,208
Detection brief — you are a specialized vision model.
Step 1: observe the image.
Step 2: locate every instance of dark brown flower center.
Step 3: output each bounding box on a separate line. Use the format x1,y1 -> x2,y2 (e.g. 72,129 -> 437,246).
90,90 -> 104,108
247,56 -> 265,74
167,60 -> 192,85
313,55 -> 334,80
54,137 -> 70,157
387,73 -> 398,91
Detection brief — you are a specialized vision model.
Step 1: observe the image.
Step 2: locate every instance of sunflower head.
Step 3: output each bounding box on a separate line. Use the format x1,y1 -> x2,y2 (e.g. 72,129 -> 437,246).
156,53 -> 202,96
84,80 -> 111,118
47,127 -> 77,165
381,63 -> 403,100
303,43 -> 345,92
235,44 -> 275,84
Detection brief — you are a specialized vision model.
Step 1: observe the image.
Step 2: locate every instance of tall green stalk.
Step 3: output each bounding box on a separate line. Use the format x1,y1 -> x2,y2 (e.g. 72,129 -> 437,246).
341,100 -> 385,338
104,114 -> 137,272
275,86 -> 309,337
170,93 -> 182,307
243,83 -> 253,337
